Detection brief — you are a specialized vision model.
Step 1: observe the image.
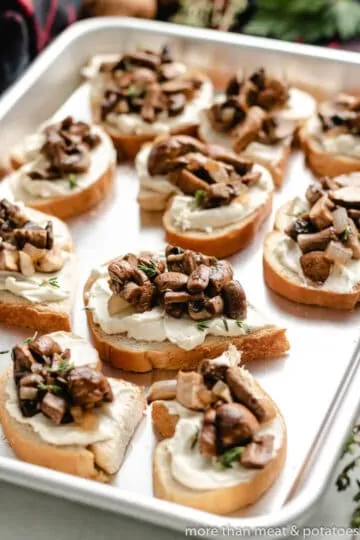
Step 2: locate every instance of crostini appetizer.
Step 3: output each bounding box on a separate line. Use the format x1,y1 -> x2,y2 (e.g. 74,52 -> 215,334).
0,199 -> 76,330
88,46 -> 213,160
137,135 -> 273,256
84,244 -> 289,372
198,68 -> 316,187
264,174 -> 360,309
0,332 -> 146,481
149,345 -> 286,514
6,116 -> 115,220
300,93 -> 360,177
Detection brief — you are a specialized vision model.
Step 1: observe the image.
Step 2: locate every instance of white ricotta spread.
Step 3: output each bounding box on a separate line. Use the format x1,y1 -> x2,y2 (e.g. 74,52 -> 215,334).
307,116 -> 360,159
87,269 -> 270,351
8,126 -> 115,201
168,164 -> 273,233
105,79 -> 214,136
162,400 -> 284,490
5,333 -> 135,447
274,235 -> 360,293
135,143 -> 180,196
0,270 -> 70,303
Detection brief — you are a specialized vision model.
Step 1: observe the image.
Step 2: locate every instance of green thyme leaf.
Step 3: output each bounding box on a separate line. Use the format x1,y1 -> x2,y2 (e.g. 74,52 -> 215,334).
0,350 -> 9,355
49,359 -> 73,373
138,260 -> 158,279
222,317 -> 229,332
191,428 -> 199,449
195,189 -> 205,206
37,383 -> 63,395
196,320 -> 210,332
126,85 -> 142,97
342,226 -> 351,242
236,320 -> 249,333
220,446 -> 244,468
24,332 -> 38,345
41,277 -> 60,289
68,174 -> 78,189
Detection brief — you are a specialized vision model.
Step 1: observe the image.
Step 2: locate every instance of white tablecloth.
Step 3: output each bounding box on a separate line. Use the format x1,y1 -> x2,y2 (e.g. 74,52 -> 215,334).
0,455 -> 357,540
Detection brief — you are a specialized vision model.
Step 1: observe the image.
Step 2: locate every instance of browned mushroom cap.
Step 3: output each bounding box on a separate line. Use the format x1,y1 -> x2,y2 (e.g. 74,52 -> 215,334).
199,408 -> 217,457
199,359 -> 228,388
187,264 -> 210,293
200,182 -> 244,209
216,402 -> 259,450
207,98 -> 247,133
147,379 -> 177,403
226,367 -> 276,422
40,392 -> 67,425
309,195 -> 335,229
306,184 -> 323,206
188,295 -> 213,321
168,167 -> 210,195
240,434 -> 275,469
147,136 -> 206,176
208,260 -> 233,295
121,51 -> 161,71
155,271 -> 188,293
29,336 -> 62,362
68,366 -> 113,408
300,251 -> 331,283
231,106 -> 267,153
205,296 -> 224,316
222,280 -> 247,320
108,259 -> 135,290
0,199 -> 30,228
297,227 -> 337,253
330,186 -> 360,210
14,227 -> 49,250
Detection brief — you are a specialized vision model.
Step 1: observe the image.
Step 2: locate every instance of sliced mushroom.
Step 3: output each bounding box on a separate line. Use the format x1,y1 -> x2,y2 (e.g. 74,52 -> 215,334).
155,272 -> 188,293
222,280 -> 247,319
306,184 -> 323,206
231,106 -> 266,153
199,408 -> 217,457
0,249 -> 19,271
188,296 -> 212,321
29,335 -> 62,360
212,380 -> 232,403
205,295 -> 224,316
19,251 -> 35,277
225,366 -> 276,422
107,294 -> 130,316
309,195 -> 334,230
147,136 -> 205,176
176,371 -> 206,410
12,344 -> 36,373
168,168 -> 209,195
330,186 -> 360,209
147,380 -> 177,403
240,434 -> 275,469
22,243 -> 47,262
344,218 -> 360,259
285,216 -> 316,241
40,392 -> 66,425
35,247 -> 64,273
300,251 -> 331,283
297,227 -> 337,253
199,359 -> 228,389
216,402 -> 259,450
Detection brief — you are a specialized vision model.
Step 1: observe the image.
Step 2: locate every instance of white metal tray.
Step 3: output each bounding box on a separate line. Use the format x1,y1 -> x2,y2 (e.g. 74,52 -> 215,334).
0,18 -> 359,539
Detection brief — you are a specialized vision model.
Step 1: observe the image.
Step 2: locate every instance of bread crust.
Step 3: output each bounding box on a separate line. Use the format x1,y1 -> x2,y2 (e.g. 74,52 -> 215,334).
151,399 -> 286,514
163,193 -> 273,258
84,270 -> 289,372
299,123 -> 360,178
20,164 -> 115,220
263,230 -> 360,309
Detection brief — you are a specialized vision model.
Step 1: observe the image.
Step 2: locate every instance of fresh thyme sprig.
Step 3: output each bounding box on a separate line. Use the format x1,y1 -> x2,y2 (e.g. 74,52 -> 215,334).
191,428 -> 199,449
24,332 -> 38,345
236,320 -> 250,333
41,277 -> 60,289
68,174 -> 78,189
138,260 -> 158,279
0,350 -> 9,355
37,382 -> 63,395
220,446 -> 244,468
336,423 -> 360,526
341,226 -> 351,242
196,320 -> 210,332
222,317 -> 229,332
195,189 -> 205,206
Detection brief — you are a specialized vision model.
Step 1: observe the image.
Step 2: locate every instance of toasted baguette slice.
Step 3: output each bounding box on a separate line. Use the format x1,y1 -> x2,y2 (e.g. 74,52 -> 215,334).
138,188 -> 173,212
151,400 -> 286,514
163,191 -> 273,258
0,367 -> 146,482
263,230 -> 360,309
0,207 -> 76,331
299,120 -> 360,178
84,274 -> 289,372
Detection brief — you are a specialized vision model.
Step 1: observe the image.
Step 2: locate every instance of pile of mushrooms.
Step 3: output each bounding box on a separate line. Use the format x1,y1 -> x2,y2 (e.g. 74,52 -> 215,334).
318,93 -> 360,138
147,135 -> 261,209
107,244 -> 248,321
99,46 -> 205,124
206,68 -> 292,152
29,116 -> 101,180
13,334 -> 113,424
0,199 -> 64,276
285,176 -> 360,283
148,355 -> 277,469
